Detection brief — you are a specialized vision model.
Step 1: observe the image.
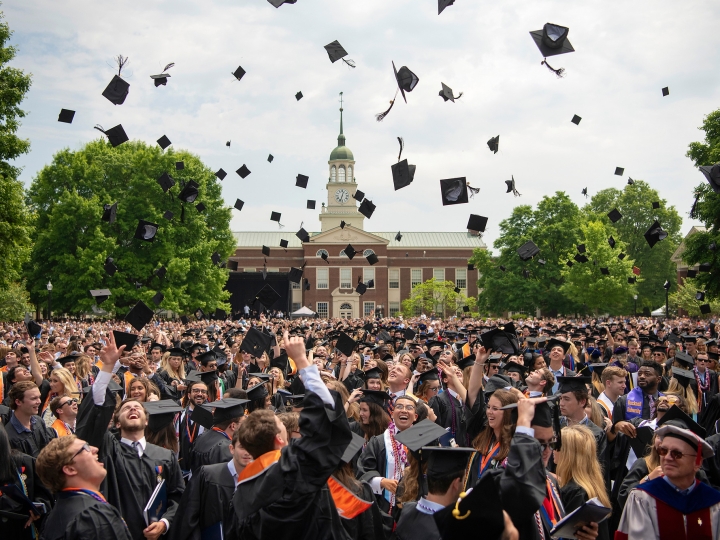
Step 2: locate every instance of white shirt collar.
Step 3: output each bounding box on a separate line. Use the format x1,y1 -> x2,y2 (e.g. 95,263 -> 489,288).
448,388 -> 459,400
416,497 -> 446,515
121,436 -> 147,456
227,460 -> 240,487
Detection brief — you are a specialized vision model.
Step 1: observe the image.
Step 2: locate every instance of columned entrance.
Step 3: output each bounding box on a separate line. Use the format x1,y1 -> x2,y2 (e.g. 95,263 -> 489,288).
339,303 -> 353,319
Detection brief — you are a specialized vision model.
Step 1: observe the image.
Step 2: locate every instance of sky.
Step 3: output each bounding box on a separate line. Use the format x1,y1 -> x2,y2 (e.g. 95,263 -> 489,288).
5,0 -> 719,253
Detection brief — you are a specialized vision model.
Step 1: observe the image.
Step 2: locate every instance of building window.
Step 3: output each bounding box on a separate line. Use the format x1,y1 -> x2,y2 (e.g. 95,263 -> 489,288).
456,268 -> 467,290
331,166 -> 336,182
316,249 -> 329,258
317,268 -> 329,289
292,302 -> 301,312
340,303 -> 352,310
348,166 -> 353,181
267,268 -> 279,273
291,280 -> 301,290
338,166 -> 346,182
389,268 -> 399,289
363,302 -> 375,317
363,249 -> 375,257
244,268 -> 255,272
317,302 -> 329,318
340,268 -> 352,289
363,267 -> 375,287
339,249 -> 348,258
433,268 -> 445,282
389,302 -> 400,316
411,268 -> 422,288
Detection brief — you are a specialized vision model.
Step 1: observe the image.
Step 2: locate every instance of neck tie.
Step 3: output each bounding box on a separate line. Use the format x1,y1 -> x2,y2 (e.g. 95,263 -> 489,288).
648,395 -> 656,420
131,441 -> 141,457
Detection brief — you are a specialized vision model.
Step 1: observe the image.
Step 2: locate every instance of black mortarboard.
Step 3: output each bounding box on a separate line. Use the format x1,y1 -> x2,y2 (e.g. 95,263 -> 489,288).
195,202 -> 206,213
502,362 -> 528,378
517,240 -> 539,261
102,202 -> 117,224
546,337 -> 571,353
209,398 -> 250,424
126,300 -> 154,331
270,354 -> 290,372
615,167 -> 624,176
662,87 -> 669,97
571,114 -> 581,125
58,108 -> 75,123
232,66 -> 246,81
366,253 -> 379,265
341,432 -> 366,464
700,304 -> 712,315
440,177 -> 468,205
600,267 -> 610,275
418,368 -> 440,385
234,199 -> 244,211
26,320 -> 42,336
359,199 -> 376,218
395,419 -> 448,453
295,91 -> 303,101
104,256 -> 117,276
438,0 -> 454,15
254,284 -> 280,309
356,281 -> 367,295
267,154 -> 274,163
152,292 -> 164,306
225,260 -> 237,271
424,446 -> 475,476
211,252 -> 222,266
178,180 -> 199,202
307,200 -> 316,209
652,201 -> 660,209
696,290 -> 706,301
671,367 -> 695,388
344,244 -> 357,260
607,208 -> 623,223
157,172 -> 175,192
324,40 -> 349,63
353,189 -> 365,202
246,382 -> 269,402
674,350 -> 694,368
113,330 -> 138,352
628,276 -> 636,284
57,352 -> 83,366
102,72 -> 130,105
236,164 -> 251,178
134,220 -> 158,241
150,63 -> 174,86
270,211 -> 281,223
566,260 -> 574,267
320,252 -> 328,263
505,175 -> 521,196
700,262 -> 712,272
617,253 -> 626,260
438,82 -> 461,103
335,332 -> 357,357
157,135 -> 171,150
700,164 -> 720,193
404,328 -> 416,341
608,236 -> 616,248
391,159 -> 416,190
163,210 -> 174,220
144,401 -> 183,432
530,22 -> 574,57
359,389 -> 392,409
215,168 -> 227,180
296,227 -> 310,242
288,266 -> 303,284
393,61 -> 419,103
95,124 -> 128,147
280,239 -> 289,249
240,327 -> 273,357
644,220 -> 668,248
188,400 -> 214,429
479,328 -> 519,354
557,375 -> 590,394
90,289 -> 111,304
467,214 -> 487,233
577,244 -> 586,253
295,174 -> 309,188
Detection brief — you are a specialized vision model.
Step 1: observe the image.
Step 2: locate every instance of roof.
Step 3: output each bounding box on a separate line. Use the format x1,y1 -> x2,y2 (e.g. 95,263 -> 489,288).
671,226 -> 707,265
233,231 -> 486,249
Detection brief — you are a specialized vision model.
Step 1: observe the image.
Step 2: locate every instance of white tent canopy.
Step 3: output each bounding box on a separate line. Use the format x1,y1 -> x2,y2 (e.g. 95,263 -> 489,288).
291,306 -> 316,317
651,306 -> 667,317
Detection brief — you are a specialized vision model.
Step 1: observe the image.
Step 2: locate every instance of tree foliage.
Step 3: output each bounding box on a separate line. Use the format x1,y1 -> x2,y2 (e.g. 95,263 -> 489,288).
0,11 -> 33,291
401,278 -> 467,317
0,281 -> 33,321
25,140 -> 235,316
582,181 -> 681,313
559,221 -> 638,313
669,280 -> 719,317
683,108 -> 720,299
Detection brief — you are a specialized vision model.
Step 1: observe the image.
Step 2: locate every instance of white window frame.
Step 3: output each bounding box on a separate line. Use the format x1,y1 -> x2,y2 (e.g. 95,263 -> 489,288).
433,268 -> 445,282
330,166 -> 336,182
455,268 -> 467,290
317,302 -> 329,318
363,267 -> 375,287
388,268 -> 400,289
363,302 -> 375,317
317,267 -> 329,289
316,249 -> 329,258
340,268 -> 352,289
363,249 -> 375,257
291,280 -> 301,290
338,166 -> 346,182
411,268 -> 422,288
291,302 -> 301,312
389,302 -> 400,317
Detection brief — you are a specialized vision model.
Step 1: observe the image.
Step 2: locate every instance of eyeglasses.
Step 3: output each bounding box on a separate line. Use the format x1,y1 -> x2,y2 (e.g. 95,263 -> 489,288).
658,446 -> 696,460
191,389 -> 208,395
394,404 -> 416,411
70,443 -> 91,461
427,386 -> 440,393
538,440 -> 558,452
60,399 -> 79,407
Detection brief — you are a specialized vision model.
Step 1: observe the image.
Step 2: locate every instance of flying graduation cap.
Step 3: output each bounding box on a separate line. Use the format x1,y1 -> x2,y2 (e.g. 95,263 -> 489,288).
295,91 -> 303,101
392,159 -> 416,190
644,221 -> 668,248
376,61 -> 419,121
58,109 -> 75,123
438,0 -> 454,14
505,176 -> 521,196
102,202 -> 117,223
232,66 -> 246,81
487,135 -> 499,154
359,199 -> 376,218
134,220 -> 158,242
94,124 -> 128,147
467,215 -> 487,235
215,168 -> 227,180
517,240 -> 540,261
267,0 -> 297,6
438,83 -> 462,102
236,165 -> 251,178
439,177 -> 478,205
581,187 -> 588,197
607,208 -> 623,223
662,87 -> 669,97
90,289 -> 112,304
324,40 -> 355,67
571,114 -> 581,125
157,172 -> 175,192
296,174 -> 309,188
104,256 -> 118,276
700,164 -> 720,193
270,211 -> 283,227
150,63 -> 174,87
102,55 -> 130,105
126,300 -> 154,331
156,135 -> 172,150
530,23 -> 574,77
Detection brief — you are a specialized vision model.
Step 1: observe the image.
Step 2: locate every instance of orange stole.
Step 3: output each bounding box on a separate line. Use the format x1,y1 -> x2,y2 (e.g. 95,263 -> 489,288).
124,371 -> 135,395
238,450 -> 281,483
328,476 -> 372,519
51,419 -> 72,437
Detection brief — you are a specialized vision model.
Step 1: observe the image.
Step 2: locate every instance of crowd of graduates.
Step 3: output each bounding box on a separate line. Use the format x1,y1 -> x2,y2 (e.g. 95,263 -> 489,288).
1,313 -> 720,539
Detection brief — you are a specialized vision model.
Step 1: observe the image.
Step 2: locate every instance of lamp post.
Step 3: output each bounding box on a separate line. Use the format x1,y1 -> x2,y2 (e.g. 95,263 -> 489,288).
633,295 -> 638,317
663,281 -> 671,318
46,281 -> 53,320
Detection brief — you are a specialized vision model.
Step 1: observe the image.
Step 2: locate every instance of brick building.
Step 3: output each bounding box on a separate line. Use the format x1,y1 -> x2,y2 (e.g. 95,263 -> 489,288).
229,106 -> 485,318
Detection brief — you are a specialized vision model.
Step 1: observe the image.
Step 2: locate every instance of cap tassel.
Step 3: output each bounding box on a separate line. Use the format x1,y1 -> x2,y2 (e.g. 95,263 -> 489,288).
541,58 -> 565,78
397,137 -> 404,162
115,54 -> 129,76
451,491 -> 471,520
453,91 -> 464,100
467,183 -> 480,198
93,124 -> 107,135
162,62 -> 175,73
553,401 -> 562,451
690,193 -> 699,219
376,89 -> 399,122
342,58 -> 356,68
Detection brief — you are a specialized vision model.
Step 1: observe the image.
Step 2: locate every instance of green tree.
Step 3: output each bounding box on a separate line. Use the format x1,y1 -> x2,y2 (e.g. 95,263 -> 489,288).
0,281 -> 33,321
583,180 -> 681,312
669,280 -> 720,317
401,278 -> 467,317
25,140 -> 235,316
0,11 -> 33,291
469,192 -> 584,316
683,109 -> 720,298
560,221 -> 638,314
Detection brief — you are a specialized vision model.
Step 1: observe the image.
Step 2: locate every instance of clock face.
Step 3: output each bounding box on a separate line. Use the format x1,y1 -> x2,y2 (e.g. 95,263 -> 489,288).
335,188 -> 350,204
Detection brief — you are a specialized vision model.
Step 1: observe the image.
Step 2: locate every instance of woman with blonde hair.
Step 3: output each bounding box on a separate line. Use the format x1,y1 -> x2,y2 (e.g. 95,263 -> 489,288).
268,366 -> 286,409
666,377 -> 699,417
41,367 -> 79,426
327,379 -> 360,422
128,377 -> 161,403
554,424 -> 612,540
74,354 -> 95,386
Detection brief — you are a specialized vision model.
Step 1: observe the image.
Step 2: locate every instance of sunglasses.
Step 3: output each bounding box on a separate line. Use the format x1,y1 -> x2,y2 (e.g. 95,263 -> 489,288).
539,440 -> 558,452
657,446 -> 696,460
60,398 -> 79,407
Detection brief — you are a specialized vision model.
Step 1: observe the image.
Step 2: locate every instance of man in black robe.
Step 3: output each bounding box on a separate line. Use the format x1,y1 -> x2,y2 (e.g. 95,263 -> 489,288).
231,330 -> 352,540
36,435 -> 132,540
76,333 -> 185,540
429,361 -> 472,447
189,398 -> 247,474
177,378 -> 209,476
170,428 -> 253,540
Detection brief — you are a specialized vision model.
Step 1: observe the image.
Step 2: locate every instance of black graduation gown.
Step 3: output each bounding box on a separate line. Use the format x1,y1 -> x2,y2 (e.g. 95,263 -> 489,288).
169,462 -> 235,540
75,385 -> 185,540
560,480 -> 610,540
355,434 -> 391,513
5,413 -> 57,458
394,501 -> 440,540
337,481 -> 389,540
189,428 -> 232,474
428,390 -> 472,447
40,491 -> 132,540
232,390 -> 352,540
178,407 -> 204,474
0,453 -> 53,540
703,433 -> 720,489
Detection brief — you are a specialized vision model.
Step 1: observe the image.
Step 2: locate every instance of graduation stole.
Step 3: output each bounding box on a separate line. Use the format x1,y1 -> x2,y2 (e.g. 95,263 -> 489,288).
238,450 -> 282,483
327,476 -> 372,519
123,371 -> 135,396
625,387 -> 644,420
540,476 -> 564,529
51,418 -> 73,437
62,487 -> 108,504
41,392 -> 56,414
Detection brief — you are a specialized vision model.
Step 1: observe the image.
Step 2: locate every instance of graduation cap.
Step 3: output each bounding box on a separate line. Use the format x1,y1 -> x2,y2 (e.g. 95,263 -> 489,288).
246,382 -> 269,403
517,240 -> 539,261
102,57 -> 130,105
696,290 -> 706,301
358,199 -> 376,218
211,168 -> 226,181
438,82 -> 462,102
94,124 -> 128,147
353,189 -> 365,202
600,267 -> 610,275
156,135 -> 172,150
577,244 -> 586,254
395,231 -> 403,242
113,329 -> 138,352
479,328 -> 519,354
391,159 -> 416,190
530,22 -> 574,57
671,367 -> 695,388
571,114 -> 581,125
163,210 -> 174,220
366,253 -> 379,266
142,400 -> 183,432
652,201 -> 660,210
438,0 -> 454,15
102,202 -> 117,224
546,337 -> 571,354
608,236 -> 616,248
566,260 -> 574,267
700,304 -> 712,315
581,187 -> 588,198
505,175 -> 521,196
58,108 -> 75,123
211,252 -> 222,265
662,87 -> 669,97
254,284 -> 280,308
157,172 -> 175,192
291,91 -> 302,101
270,211 -> 282,226
628,276 -> 637,284
235,164 -> 251,179
467,214 -> 487,234
149,62 -> 174,86
295,174 -> 309,188
134,220 -> 158,241
395,419 -> 448,457
340,432 -> 366,465
557,376 -> 590,394
324,40 -> 355,67
607,208 -> 623,223
343,244 -> 357,260
57,352 -> 83,367
440,177 -> 469,205
125,301 -> 154,331
700,164 -> 720,193
644,220 -> 668,248
306,200 -> 316,210
178,180 -> 199,203
195,202 -> 206,213
270,354 -> 290,373
335,332 -> 357,357
358,389 -> 392,409
212,398 -> 251,424
151,292 -> 164,307
240,327 -> 273,357
104,256 -> 118,276
363,366 -> 384,382
231,65 -> 246,81
376,61 -> 420,121
288,266 -> 303,284
700,262 -> 712,272
267,0 -> 297,6
356,280 -> 368,295
487,135 -> 499,154
296,227 -> 310,243
26,319 -> 42,337
90,289 -> 111,304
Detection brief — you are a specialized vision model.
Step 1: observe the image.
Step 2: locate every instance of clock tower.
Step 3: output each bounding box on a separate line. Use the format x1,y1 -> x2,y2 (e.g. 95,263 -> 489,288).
319,92 -> 365,232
